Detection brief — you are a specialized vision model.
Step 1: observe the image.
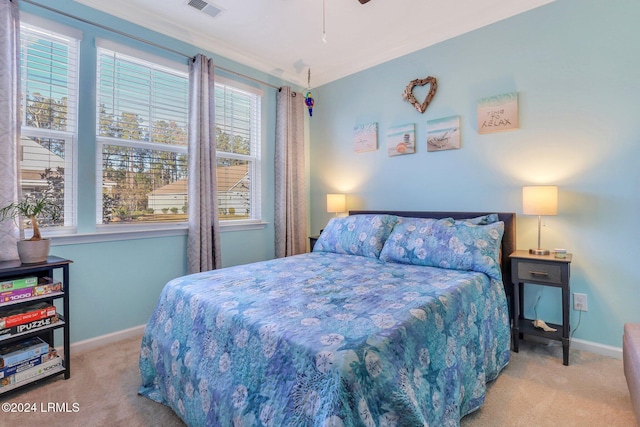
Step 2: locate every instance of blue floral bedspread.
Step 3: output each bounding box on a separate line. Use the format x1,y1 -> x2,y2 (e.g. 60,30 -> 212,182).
139,252 -> 510,427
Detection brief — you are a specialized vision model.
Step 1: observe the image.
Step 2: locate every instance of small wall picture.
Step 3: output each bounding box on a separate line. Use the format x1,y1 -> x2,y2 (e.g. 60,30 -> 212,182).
477,92 -> 519,134
387,123 -> 415,156
354,122 -> 378,153
427,115 -> 460,152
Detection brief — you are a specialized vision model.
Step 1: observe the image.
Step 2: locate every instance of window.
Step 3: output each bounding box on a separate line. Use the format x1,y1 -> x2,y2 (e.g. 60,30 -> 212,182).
96,44 -> 189,225
215,79 -> 262,222
19,22 -> 79,232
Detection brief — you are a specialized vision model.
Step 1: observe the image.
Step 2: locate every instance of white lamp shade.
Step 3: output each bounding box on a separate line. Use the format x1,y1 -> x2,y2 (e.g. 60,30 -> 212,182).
326,194 -> 346,213
522,186 -> 558,216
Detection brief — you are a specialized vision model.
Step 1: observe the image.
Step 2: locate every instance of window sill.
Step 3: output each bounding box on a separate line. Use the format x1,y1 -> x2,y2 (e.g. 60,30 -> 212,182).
50,226 -> 188,246
219,220 -> 268,232
49,221 -> 267,246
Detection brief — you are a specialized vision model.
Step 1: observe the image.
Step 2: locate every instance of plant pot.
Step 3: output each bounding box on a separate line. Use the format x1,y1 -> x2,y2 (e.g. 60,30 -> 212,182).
16,239 -> 51,264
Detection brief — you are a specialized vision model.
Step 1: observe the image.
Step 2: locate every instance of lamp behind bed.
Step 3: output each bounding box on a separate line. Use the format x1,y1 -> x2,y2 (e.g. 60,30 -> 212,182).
326,194 -> 346,216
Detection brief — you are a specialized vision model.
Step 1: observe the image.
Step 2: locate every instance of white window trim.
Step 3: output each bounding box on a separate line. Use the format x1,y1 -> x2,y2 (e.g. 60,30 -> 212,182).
21,12 -> 83,40
95,43 -> 189,228
16,32 -> 268,242
19,17 -> 80,233
95,37 -> 188,73
215,77 -> 263,223
215,75 -> 264,98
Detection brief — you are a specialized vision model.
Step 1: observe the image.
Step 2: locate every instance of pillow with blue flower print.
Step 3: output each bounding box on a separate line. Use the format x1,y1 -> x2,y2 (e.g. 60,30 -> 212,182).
379,216 -> 505,281
313,214 -> 399,258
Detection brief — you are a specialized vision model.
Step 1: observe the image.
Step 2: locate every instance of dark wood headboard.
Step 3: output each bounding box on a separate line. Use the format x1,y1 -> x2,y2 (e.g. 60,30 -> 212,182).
349,210 -> 516,299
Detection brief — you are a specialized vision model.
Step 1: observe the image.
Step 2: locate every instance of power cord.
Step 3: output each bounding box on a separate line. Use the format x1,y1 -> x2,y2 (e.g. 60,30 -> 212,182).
532,289 -> 542,319
571,310 -> 582,339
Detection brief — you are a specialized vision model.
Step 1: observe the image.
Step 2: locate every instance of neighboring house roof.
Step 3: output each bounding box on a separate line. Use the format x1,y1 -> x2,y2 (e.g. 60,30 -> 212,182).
20,138 -> 65,171
20,138 -> 65,188
147,164 -> 249,197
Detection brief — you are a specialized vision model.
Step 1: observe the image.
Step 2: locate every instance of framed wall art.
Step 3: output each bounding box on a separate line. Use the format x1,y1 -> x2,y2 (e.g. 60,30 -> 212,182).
427,116 -> 460,152
477,92 -> 519,134
387,124 -> 415,157
354,122 -> 378,153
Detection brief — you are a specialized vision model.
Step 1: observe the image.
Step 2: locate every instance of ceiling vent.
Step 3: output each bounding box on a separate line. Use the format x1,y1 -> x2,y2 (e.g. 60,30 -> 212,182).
187,0 -> 224,19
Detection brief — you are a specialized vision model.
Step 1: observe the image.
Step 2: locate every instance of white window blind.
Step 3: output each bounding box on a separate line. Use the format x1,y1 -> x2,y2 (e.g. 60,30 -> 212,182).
19,22 -> 79,231
214,80 -> 262,222
96,47 -> 189,225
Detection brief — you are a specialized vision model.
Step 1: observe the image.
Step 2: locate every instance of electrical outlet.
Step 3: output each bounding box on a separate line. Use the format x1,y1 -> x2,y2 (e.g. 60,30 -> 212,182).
573,293 -> 588,311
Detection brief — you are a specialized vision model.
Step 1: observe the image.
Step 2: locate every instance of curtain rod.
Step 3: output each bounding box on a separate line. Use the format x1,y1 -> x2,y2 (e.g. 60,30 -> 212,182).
21,0 -> 280,90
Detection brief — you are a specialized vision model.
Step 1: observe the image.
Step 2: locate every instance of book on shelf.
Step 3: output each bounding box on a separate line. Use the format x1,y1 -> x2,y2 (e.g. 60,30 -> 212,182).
0,277 -> 38,292
0,315 -> 60,340
0,302 -> 56,329
0,348 -> 56,380
0,337 -> 50,369
0,278 -> 63,304
0,353 -> 61,388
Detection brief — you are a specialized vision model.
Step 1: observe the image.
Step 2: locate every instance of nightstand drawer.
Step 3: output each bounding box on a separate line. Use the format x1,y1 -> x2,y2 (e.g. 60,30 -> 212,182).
516,261 -> 562,284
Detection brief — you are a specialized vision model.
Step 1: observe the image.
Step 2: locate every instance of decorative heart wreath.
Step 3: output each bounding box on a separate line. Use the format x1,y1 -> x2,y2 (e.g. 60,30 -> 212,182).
402,76 -> 437,113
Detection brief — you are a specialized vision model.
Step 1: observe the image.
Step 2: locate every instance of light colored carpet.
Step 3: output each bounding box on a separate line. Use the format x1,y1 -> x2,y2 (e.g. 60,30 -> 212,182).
0,335 -> 636,427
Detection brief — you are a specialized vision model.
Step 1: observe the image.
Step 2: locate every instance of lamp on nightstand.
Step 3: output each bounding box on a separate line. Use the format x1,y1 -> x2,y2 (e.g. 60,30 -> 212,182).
326,194 -> 346,217
522,185 -> 558,255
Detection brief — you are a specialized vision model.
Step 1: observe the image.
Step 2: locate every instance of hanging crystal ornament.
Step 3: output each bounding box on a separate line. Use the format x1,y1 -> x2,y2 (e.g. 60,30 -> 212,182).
304,68 -> 318,117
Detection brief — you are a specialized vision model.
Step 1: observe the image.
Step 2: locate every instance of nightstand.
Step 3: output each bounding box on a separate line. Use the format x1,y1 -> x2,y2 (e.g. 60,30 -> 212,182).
309,235 -> 319,252
510,250 -> 572,365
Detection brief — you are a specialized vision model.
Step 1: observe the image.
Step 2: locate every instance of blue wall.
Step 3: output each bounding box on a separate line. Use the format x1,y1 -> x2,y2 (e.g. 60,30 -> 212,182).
309,0 -> 640,348
20,0 -> 289,344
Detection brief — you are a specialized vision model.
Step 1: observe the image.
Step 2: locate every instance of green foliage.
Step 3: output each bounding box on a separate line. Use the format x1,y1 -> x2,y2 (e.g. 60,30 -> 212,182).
0,195 -> 60,240
38,167 -> 65,226
25,93 -> 68,131
99,105 -> 191,223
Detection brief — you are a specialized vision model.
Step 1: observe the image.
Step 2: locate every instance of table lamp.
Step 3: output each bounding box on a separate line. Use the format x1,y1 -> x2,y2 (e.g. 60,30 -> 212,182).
522,185 -> 558,255
326,194 -> 346,217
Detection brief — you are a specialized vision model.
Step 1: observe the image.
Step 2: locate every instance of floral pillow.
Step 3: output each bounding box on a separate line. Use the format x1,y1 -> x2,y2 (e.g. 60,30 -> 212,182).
379,217 -> 505,280
313,214 -> 399,258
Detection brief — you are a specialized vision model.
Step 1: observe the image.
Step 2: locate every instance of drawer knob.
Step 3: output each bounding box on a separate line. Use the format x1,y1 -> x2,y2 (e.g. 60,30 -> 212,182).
529,270 -> 549,277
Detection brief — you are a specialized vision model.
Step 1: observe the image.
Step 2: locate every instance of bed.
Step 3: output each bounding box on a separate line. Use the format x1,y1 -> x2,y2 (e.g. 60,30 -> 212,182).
139,210 -> 515,426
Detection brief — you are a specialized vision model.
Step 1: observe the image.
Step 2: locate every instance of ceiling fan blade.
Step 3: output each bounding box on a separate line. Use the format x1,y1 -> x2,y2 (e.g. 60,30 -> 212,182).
359,0 -> 371,4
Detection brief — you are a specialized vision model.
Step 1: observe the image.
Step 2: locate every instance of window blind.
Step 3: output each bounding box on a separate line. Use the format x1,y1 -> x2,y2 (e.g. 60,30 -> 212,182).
19,22 -> 79,230
97,48 -> 189,145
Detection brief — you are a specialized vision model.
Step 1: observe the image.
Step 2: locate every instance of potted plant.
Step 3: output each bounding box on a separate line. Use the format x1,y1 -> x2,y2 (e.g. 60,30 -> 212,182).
0,195 -> 60,264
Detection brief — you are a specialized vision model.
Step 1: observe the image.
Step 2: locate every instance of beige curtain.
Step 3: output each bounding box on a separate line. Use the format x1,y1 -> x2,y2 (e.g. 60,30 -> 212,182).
0,0 -> 21,261
187,54 -> 221,273
275,86 -> 306,257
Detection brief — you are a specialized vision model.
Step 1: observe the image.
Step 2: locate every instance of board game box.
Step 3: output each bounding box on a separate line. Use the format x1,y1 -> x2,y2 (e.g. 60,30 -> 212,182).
0,315 -> 59,340
0,302 -> 56,329
0,353 -> 61,388
0,337 -> 50,368
0,350 -> 54,379
0,280 -> 63,304
0,277 -> 38,292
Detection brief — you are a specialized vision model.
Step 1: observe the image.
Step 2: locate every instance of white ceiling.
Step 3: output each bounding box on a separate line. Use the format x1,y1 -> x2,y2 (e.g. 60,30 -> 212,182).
74,0 -> 554,87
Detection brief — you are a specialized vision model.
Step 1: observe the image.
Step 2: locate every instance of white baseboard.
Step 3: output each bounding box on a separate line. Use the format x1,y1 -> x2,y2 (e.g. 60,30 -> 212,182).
571,337 -> 622,360
526,334 -> 623,360
65,325 -> 146,355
